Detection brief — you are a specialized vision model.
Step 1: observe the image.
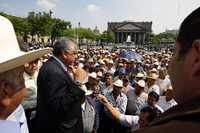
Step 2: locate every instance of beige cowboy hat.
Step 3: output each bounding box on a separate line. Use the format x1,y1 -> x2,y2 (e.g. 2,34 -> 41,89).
0,15 -> 52,73
136,73 -> 144,78
113,79 -> 123,88
146,73 -> 158,80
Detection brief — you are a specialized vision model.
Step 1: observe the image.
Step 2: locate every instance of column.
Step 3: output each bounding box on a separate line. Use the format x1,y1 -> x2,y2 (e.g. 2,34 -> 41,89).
143,33 -> 146,45
134,33 -> 136,43
122,32 -> 124,43
138,32 -> 141,45
131,32 -> 133,42
117,32 -> 119,43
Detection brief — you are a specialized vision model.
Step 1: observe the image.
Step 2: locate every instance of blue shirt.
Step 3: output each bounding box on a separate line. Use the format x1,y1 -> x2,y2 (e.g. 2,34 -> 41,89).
105,91 -> 128,114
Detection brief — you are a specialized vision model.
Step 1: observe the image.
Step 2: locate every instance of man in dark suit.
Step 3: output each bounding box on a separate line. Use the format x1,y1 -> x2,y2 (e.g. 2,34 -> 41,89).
134,7 -> 200,133
35,38 -> 87,133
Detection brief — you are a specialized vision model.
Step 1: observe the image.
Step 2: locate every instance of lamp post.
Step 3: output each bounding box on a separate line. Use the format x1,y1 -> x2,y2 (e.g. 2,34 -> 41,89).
77,22 -> 80,49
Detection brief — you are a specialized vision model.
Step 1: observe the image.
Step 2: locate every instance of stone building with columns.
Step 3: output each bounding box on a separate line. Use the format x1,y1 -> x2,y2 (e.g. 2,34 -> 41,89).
108,21 -> 152,45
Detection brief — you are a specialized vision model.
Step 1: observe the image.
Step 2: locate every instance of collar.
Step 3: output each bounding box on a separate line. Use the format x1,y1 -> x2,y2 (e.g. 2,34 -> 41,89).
52,56 -> 68,72
23,71 -> 37,80
7,105 -> 26,125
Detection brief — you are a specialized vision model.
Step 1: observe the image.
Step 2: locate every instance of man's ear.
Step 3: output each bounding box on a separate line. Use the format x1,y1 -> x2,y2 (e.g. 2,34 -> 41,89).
191,39 -> 200,77
0,80 -> 13,97
0,80 -> 9,96
61,51 -> 68,60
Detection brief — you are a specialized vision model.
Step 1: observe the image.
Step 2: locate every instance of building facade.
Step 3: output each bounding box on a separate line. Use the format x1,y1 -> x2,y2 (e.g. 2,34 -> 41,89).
108,21 -> 152,45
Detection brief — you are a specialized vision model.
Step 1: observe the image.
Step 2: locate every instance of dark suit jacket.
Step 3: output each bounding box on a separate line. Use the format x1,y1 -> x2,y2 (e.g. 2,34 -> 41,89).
35,57 -> 85,133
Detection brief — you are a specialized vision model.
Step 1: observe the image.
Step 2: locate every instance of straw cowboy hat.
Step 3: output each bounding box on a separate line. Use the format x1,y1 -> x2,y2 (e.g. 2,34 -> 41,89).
147,73 -> 158,80
113,79 -> 123,88
0,15 -> 52,73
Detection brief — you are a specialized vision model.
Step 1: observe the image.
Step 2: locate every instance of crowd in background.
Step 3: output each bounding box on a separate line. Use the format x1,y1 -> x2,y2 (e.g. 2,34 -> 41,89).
23,45 -> 177,133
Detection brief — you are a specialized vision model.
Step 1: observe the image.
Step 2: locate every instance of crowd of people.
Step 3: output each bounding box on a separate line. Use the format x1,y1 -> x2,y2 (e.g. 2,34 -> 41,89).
1,6 -> 200,133
22,35 -> 177,133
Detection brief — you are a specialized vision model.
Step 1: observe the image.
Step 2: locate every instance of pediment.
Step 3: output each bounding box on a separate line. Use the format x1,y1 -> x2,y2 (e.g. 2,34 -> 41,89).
117,23 -> 143,31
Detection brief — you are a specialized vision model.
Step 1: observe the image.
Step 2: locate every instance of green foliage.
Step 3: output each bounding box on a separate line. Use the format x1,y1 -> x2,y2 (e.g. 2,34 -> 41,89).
0,11 -> 115,43
51,18 -> 71,39
99,31 -> 114,42
147,32 -> 176,44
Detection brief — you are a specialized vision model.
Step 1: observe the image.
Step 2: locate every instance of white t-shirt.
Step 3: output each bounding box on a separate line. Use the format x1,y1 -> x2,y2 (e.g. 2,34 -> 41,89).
156,78 -> 171,95
119,114 -> 139,131
158,96 -> 177,112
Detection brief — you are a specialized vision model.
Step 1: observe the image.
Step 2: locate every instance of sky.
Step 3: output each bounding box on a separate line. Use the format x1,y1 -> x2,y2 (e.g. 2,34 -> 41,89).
0,0 -> 200,34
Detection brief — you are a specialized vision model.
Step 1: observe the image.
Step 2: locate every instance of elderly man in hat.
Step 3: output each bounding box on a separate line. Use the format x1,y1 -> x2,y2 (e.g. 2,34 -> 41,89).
0,16 -> 51,133
146,73 -> 160,95
80,85 -> 99,133
135,7 -> 200,133
105,79 -> 127,114
100,79 -> 127,133
126,80 -> 148,115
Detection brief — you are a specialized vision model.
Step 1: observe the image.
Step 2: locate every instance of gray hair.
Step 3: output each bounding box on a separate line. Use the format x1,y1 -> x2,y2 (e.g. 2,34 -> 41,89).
53,38 -> 77,56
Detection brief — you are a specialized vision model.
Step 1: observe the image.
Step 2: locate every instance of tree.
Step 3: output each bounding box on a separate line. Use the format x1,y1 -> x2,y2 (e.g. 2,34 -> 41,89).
51,18 -> 71,41
99,31 -> 114,43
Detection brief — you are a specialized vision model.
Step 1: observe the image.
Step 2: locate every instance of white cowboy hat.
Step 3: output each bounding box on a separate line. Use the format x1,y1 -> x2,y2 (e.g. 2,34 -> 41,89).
113,79 -> 123,88
136,80 -> 145,88
0,15 -> 52,73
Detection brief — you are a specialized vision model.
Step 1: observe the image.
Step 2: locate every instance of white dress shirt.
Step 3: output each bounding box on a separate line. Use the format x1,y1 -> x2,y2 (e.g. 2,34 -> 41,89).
156,78 -> 171,95
7,105 -> 29,133
22,72 -> 38,109
119,114 -> 139,131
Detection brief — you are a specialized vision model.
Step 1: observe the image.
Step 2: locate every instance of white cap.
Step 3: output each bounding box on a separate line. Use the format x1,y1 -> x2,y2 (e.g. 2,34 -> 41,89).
113,79 -> 123,88
81,85 -> 93,96
88,58 -> 94,62
136,73 -> 144,78
97,71 -> 103,77
89,72 -> 97,79
136,80 -> 145,88
108,60 -> 114,64
154,62 -> 159,66
79,58 -> 85,61
99,60 -> 105,65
